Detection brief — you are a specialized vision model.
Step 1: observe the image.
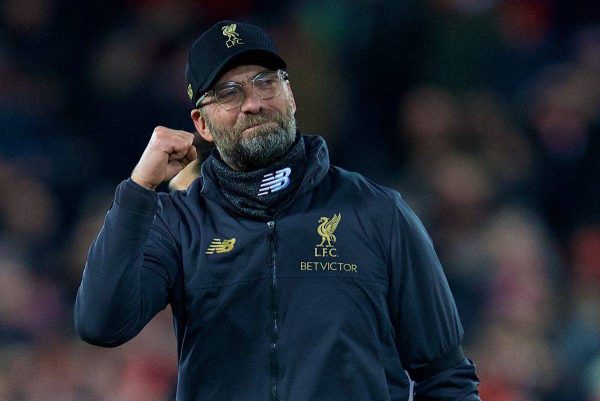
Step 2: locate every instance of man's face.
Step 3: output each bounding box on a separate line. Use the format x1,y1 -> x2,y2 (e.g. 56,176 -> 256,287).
192,64 -> 297,171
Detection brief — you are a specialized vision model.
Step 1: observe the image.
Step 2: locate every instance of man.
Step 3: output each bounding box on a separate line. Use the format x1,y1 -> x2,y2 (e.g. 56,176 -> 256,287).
75,20 -> 481,401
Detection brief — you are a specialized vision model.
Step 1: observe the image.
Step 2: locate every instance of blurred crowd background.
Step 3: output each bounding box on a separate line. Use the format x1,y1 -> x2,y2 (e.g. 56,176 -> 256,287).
1,0 -> 599,400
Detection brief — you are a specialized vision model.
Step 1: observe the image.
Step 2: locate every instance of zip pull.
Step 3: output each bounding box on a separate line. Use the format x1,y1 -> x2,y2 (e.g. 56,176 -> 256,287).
405,371 -> 415,401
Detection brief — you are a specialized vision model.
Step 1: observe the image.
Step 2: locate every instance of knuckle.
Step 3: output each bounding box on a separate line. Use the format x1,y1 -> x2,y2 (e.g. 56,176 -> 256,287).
154,126 -> 174,139
152,132 -> 163,143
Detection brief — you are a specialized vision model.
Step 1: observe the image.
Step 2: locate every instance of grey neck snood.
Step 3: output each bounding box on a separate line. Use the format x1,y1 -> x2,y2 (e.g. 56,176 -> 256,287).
210,137 -> 307,220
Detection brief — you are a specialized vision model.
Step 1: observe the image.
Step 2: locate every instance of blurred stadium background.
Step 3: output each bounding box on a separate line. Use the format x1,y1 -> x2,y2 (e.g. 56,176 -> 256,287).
1,0 -> 599,400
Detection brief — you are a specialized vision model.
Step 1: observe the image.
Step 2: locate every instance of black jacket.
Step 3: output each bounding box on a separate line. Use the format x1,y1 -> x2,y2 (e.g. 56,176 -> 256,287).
75,135 -> 480,401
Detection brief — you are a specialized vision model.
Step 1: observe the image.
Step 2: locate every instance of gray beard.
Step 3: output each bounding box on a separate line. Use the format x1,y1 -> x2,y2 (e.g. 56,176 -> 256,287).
206,106 -> 297,171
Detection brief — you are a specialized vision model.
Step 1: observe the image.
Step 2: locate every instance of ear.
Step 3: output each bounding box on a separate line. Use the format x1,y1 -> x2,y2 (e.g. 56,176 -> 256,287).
285,81 -> 296,114
191,109 -> 214,142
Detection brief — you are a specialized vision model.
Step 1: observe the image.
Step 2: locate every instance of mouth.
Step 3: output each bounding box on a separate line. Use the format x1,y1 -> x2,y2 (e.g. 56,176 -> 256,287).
241,121 -> 277,134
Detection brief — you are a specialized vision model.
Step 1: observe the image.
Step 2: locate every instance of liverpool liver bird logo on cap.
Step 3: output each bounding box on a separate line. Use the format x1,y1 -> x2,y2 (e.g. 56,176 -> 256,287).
222,23 -> 244,48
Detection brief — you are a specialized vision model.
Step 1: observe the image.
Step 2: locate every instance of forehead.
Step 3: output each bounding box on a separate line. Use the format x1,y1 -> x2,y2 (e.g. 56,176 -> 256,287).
214,64 -> 271,86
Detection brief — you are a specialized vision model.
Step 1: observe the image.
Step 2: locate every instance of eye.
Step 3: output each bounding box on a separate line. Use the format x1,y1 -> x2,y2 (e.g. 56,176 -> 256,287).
216,85 -> 241,102
255,74 -> 278,89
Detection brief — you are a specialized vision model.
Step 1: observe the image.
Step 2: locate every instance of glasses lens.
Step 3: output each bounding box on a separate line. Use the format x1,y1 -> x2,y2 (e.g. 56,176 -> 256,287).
215,84 -> 243,110
253,72 -> 281,100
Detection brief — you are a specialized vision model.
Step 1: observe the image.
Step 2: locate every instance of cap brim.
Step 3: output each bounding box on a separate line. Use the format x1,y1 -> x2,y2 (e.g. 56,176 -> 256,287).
198,49 -> 287,96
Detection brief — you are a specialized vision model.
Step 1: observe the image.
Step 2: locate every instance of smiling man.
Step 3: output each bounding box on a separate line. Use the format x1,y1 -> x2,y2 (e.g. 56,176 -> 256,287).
75,20 -> 481,401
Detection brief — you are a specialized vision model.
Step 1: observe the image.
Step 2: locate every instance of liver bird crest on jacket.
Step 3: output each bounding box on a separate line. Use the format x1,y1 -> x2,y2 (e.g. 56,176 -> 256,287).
317,213 -> 342,247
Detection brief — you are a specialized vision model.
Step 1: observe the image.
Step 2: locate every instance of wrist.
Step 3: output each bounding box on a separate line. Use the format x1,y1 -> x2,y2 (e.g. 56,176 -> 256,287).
130,174 -> 158,191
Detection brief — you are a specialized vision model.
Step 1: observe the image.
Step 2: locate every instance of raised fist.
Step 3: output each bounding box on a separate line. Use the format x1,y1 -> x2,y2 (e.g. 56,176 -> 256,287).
131,126 -> 197,190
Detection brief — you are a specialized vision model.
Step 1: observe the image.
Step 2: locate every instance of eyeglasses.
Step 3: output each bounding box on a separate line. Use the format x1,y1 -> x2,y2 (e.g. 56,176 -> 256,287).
196,70 -> 288,111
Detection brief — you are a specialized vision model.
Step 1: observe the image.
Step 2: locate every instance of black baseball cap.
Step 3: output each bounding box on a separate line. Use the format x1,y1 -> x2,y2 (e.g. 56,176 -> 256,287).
185,20 -> 287,107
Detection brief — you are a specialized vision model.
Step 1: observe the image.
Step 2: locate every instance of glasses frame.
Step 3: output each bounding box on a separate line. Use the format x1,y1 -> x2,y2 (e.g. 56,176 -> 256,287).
196,69 -> 289,110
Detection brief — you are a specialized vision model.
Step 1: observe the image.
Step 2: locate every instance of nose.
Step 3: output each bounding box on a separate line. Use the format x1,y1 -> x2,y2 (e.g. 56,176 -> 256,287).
239,87 -> 262,114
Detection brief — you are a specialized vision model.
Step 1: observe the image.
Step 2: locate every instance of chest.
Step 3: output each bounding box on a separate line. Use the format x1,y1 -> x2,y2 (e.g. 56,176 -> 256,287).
179,203 -> 390,291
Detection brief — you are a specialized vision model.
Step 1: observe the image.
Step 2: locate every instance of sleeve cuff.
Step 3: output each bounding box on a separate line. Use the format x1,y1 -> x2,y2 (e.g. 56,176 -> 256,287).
408,346 -> 466,382
113,178 -> 158,216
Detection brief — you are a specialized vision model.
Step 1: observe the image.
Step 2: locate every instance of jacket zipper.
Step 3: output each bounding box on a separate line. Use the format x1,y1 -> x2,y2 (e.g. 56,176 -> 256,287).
203,175 -> 315,401
266,177 -> 314,401
267,220 -> 278,401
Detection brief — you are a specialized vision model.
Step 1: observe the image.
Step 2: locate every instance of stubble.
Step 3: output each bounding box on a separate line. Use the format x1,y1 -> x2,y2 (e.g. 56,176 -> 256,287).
205,105 -> 297,171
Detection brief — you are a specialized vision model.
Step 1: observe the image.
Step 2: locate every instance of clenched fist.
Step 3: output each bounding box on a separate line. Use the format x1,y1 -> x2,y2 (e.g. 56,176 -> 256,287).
131,126 -> 197,190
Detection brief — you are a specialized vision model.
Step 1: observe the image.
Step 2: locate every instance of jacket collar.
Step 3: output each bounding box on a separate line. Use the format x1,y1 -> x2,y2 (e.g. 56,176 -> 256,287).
199,133 -> 330,213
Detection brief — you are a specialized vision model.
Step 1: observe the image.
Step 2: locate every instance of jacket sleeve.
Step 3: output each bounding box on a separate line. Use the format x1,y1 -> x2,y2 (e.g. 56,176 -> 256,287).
74,178 -> 180,347
387,193 -> 480,400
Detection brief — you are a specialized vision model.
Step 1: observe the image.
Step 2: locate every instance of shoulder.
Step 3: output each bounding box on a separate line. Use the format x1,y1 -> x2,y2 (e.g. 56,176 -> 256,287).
327,165 -> 402,206
326,166 -> 423,231
319,166 -> 410,231
154,177 -> 204,227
